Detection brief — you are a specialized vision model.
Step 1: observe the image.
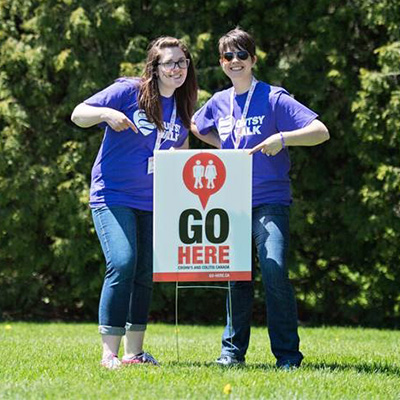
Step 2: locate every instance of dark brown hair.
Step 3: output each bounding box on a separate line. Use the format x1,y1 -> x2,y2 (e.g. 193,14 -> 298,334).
138,36 -> 198,131
218,28 -> 256,60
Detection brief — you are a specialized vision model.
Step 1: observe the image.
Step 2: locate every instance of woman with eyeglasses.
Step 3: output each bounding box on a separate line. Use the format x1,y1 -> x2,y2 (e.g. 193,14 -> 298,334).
71,36 -> 197,369
191,28 -> 329,369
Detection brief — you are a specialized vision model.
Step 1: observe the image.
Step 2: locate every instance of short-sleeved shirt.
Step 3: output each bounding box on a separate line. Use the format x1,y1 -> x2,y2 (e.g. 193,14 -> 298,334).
193,81 -> 318,206
84,78 -> 188,211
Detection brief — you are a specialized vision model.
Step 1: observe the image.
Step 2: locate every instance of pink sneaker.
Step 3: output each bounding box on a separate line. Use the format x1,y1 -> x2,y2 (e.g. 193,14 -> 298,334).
122,352 -> 160,366
101,353 -> 121,370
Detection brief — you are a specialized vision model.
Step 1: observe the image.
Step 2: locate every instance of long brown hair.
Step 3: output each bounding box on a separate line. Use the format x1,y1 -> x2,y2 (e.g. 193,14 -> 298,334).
138,37 -> 198,131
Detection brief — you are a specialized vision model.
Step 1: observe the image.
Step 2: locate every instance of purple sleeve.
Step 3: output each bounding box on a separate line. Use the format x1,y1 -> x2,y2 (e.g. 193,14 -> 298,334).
84,80 -> 133,128
84,81 -> 131,109
275,93 -> 318,132
193,97 -> 216,135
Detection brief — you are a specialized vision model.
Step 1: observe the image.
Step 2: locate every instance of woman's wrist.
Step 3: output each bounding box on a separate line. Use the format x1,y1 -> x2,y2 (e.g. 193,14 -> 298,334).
100,108 -> 112,123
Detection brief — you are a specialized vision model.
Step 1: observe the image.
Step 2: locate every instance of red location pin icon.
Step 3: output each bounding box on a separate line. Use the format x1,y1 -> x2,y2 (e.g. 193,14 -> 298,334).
183,153 -> 226,209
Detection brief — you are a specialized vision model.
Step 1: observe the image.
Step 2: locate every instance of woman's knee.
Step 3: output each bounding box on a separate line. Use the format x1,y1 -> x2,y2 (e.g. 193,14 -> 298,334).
105,254 -> 136,281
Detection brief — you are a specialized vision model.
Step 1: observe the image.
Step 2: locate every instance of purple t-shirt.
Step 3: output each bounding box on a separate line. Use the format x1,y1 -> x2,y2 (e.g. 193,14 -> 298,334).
193,81 -> 318,206
84,78 -> 188,211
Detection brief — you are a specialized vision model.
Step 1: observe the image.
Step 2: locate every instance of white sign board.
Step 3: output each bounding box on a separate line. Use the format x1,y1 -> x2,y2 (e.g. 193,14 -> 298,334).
153,149 -> 252,282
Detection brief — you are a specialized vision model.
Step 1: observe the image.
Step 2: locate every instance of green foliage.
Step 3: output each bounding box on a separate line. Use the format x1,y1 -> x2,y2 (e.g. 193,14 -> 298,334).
1,0 -> 400,326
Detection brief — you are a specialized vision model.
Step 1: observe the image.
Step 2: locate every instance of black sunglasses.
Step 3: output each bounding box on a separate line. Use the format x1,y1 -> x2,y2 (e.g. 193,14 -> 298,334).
222,50 -> 250,62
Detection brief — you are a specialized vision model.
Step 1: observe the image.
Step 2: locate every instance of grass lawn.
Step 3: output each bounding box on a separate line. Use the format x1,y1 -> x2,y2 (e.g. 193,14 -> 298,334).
0,323 -> 399,399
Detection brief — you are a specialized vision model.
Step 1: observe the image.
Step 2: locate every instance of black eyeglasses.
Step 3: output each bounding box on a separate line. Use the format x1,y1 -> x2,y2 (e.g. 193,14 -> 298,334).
158,58 -> 190,71
222,50 -> 250,62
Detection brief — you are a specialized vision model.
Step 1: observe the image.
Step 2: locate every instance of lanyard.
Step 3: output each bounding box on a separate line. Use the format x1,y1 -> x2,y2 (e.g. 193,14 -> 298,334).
154,99 -> 177,151
230,77 -> 257,149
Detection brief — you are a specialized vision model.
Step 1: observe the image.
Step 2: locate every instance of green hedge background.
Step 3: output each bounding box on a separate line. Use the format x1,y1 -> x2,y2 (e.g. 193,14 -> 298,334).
1,0 -> 399,326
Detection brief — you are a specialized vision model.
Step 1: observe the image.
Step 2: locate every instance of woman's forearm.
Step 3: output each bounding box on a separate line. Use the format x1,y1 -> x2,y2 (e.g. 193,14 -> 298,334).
282,119 -> 330,146
71,103 -> 111,128
190,121 -> 221,148
71,103 -> 137,132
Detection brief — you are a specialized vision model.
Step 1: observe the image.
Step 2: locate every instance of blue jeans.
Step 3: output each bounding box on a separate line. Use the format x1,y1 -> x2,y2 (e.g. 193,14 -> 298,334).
221,204 -> 303,367
92,206 -> 153,336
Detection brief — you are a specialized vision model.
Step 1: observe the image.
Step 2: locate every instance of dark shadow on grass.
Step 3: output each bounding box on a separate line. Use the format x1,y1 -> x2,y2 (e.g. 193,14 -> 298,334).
165,360 -> 248,369
304,362 -> 400,376
161,360 -> 400,376
242,361 -> 400,376
165,361 -> 280,371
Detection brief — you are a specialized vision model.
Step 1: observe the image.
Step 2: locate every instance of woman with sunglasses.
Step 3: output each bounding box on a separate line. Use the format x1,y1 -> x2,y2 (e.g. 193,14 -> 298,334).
192,28 -> 329,369
71,37 -> 197,369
